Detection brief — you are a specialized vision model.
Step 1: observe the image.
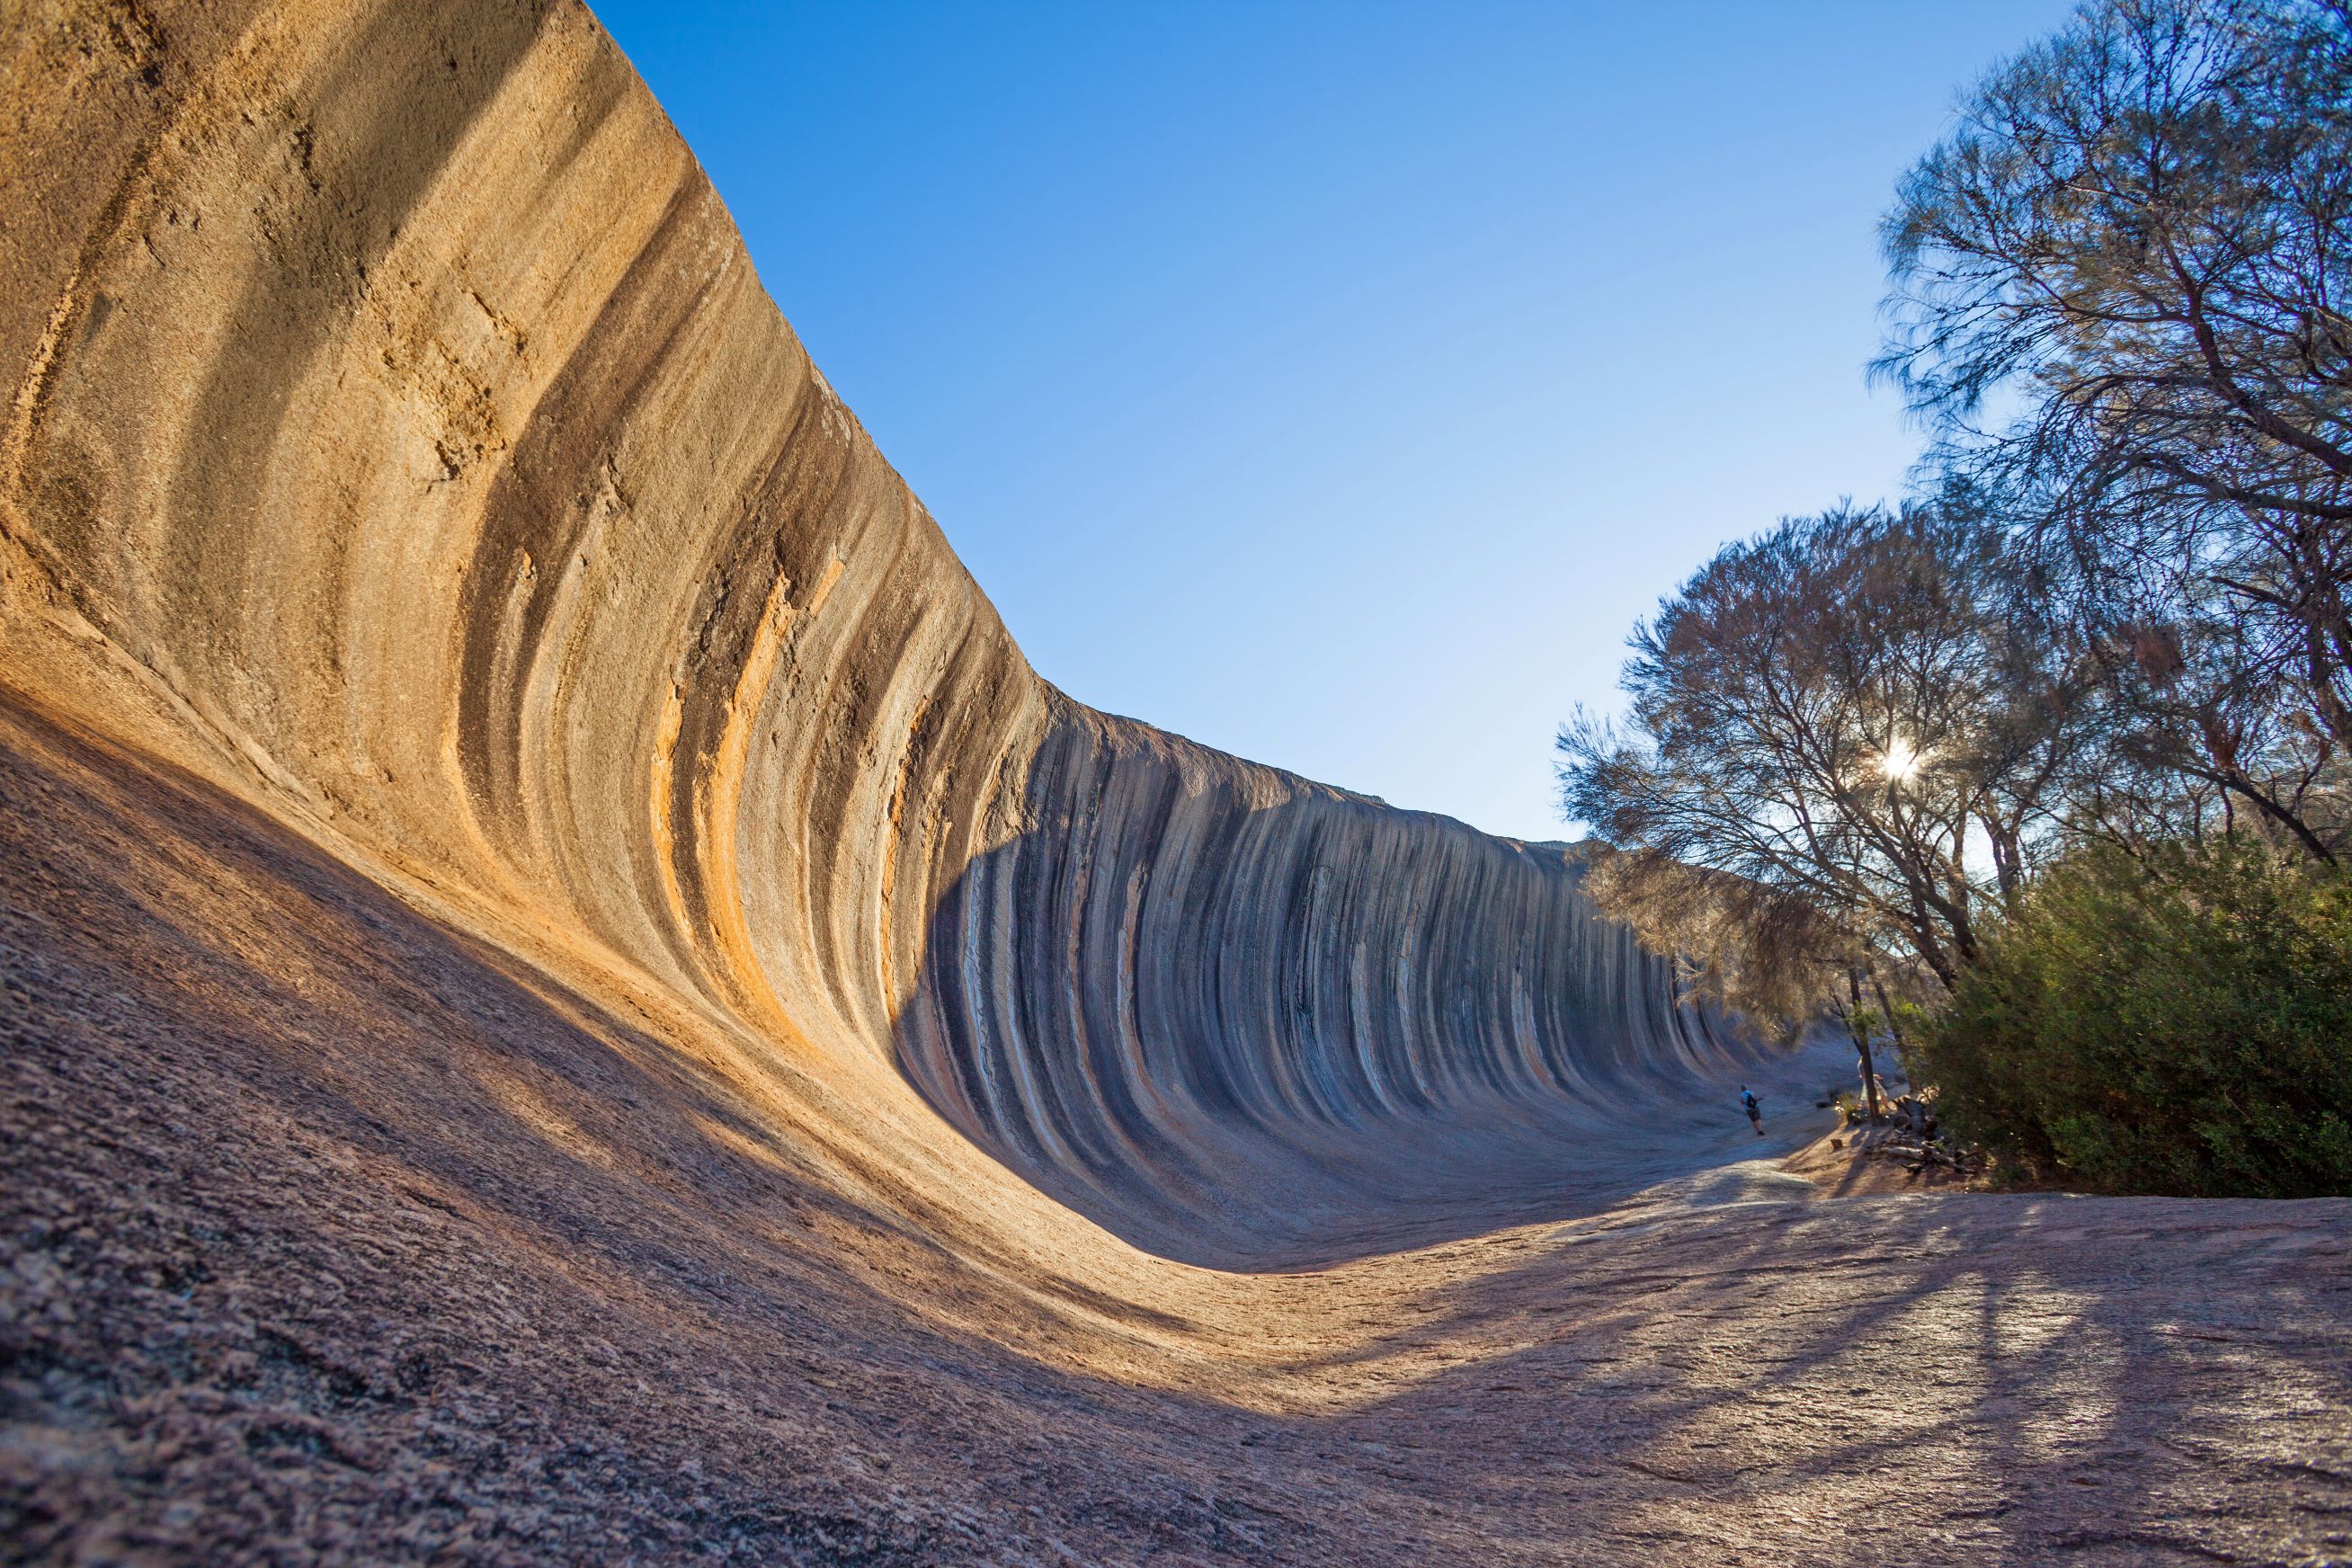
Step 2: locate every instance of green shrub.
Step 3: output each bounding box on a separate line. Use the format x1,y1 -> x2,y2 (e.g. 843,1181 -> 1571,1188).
1914,837 -> 2352,1198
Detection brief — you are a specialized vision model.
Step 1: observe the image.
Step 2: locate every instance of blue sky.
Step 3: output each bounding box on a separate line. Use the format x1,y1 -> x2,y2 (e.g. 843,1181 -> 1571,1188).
592,1 -> 2077,842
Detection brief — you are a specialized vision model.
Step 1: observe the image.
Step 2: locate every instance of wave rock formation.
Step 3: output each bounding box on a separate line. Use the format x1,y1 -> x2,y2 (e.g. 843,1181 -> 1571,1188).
7,4 -> 2346,1564
1,0 -> 1765,1270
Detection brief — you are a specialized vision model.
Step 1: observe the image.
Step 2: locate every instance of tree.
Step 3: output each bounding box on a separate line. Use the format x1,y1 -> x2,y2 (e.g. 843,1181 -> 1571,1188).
1559,503 -> 2089,1041
1879,0 -> 2352,857
2073,526 -> 2352,855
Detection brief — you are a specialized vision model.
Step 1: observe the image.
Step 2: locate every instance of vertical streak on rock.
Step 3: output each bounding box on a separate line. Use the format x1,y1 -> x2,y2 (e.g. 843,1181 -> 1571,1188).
696,566 -> 801,1040
649,680 -> 692,951
877,688 -> 931,1006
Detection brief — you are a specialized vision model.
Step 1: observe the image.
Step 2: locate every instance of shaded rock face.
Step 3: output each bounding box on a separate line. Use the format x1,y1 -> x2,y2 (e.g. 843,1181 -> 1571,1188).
0,0 -> 1774,1267
897,704 -> 1757,1266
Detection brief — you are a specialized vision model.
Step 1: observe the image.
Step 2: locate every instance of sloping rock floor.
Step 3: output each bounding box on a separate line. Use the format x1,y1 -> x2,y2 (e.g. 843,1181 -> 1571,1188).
4,694 -> 2349,1566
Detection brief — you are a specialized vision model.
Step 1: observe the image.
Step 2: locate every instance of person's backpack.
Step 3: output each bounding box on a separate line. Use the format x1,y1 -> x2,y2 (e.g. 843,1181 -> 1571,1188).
1742,1092 -> 1760,1117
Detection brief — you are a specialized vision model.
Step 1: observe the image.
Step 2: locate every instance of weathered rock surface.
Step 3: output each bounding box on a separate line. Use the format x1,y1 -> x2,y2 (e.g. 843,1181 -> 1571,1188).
0,0 -> 1786,1270
2,3 -> 2348,1564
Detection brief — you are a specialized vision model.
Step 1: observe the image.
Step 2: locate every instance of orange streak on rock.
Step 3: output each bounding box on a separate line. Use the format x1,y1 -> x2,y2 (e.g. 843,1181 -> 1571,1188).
694,566 -> 806,1046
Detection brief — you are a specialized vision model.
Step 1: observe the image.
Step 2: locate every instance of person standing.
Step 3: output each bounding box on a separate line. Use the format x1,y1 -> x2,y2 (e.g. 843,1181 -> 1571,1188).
1741,1087 -> 1763,1136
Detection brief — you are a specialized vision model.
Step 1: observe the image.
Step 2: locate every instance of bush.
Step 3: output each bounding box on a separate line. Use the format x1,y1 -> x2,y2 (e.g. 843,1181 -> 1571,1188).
1913,838 -> 2352,1198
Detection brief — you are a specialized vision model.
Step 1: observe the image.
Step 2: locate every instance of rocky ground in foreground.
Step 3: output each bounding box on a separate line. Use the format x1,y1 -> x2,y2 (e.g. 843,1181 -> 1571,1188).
4,697 -> 2349,1568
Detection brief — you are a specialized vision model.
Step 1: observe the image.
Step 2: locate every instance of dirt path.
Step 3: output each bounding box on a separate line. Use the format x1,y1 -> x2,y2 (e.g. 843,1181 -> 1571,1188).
4,695 -> 2348,1567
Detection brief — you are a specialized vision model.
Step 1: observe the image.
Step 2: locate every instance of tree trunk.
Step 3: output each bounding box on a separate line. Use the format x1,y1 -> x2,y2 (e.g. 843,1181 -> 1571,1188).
1867,970 -> 1906,1073
1848,968 -> 1884,1122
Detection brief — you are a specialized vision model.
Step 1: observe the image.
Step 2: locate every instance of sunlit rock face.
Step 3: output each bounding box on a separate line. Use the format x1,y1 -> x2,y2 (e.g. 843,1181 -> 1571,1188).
0,0 -> 1768,1267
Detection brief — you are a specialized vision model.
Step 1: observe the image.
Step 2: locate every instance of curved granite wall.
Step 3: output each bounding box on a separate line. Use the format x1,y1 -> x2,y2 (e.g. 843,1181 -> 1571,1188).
898,702 -> 1749,1262
0,0 -> 1769,1267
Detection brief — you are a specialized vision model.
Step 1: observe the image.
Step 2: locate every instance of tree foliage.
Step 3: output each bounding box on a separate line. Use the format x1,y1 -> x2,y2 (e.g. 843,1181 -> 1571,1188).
1912,837 -> 2352,1195
1881,0 -> 2352,859
1558,503 -> 2088,1017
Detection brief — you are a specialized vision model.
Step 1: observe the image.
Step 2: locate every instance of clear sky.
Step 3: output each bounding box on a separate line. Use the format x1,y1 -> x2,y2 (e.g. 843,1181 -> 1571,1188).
591,1 -> 2077,842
